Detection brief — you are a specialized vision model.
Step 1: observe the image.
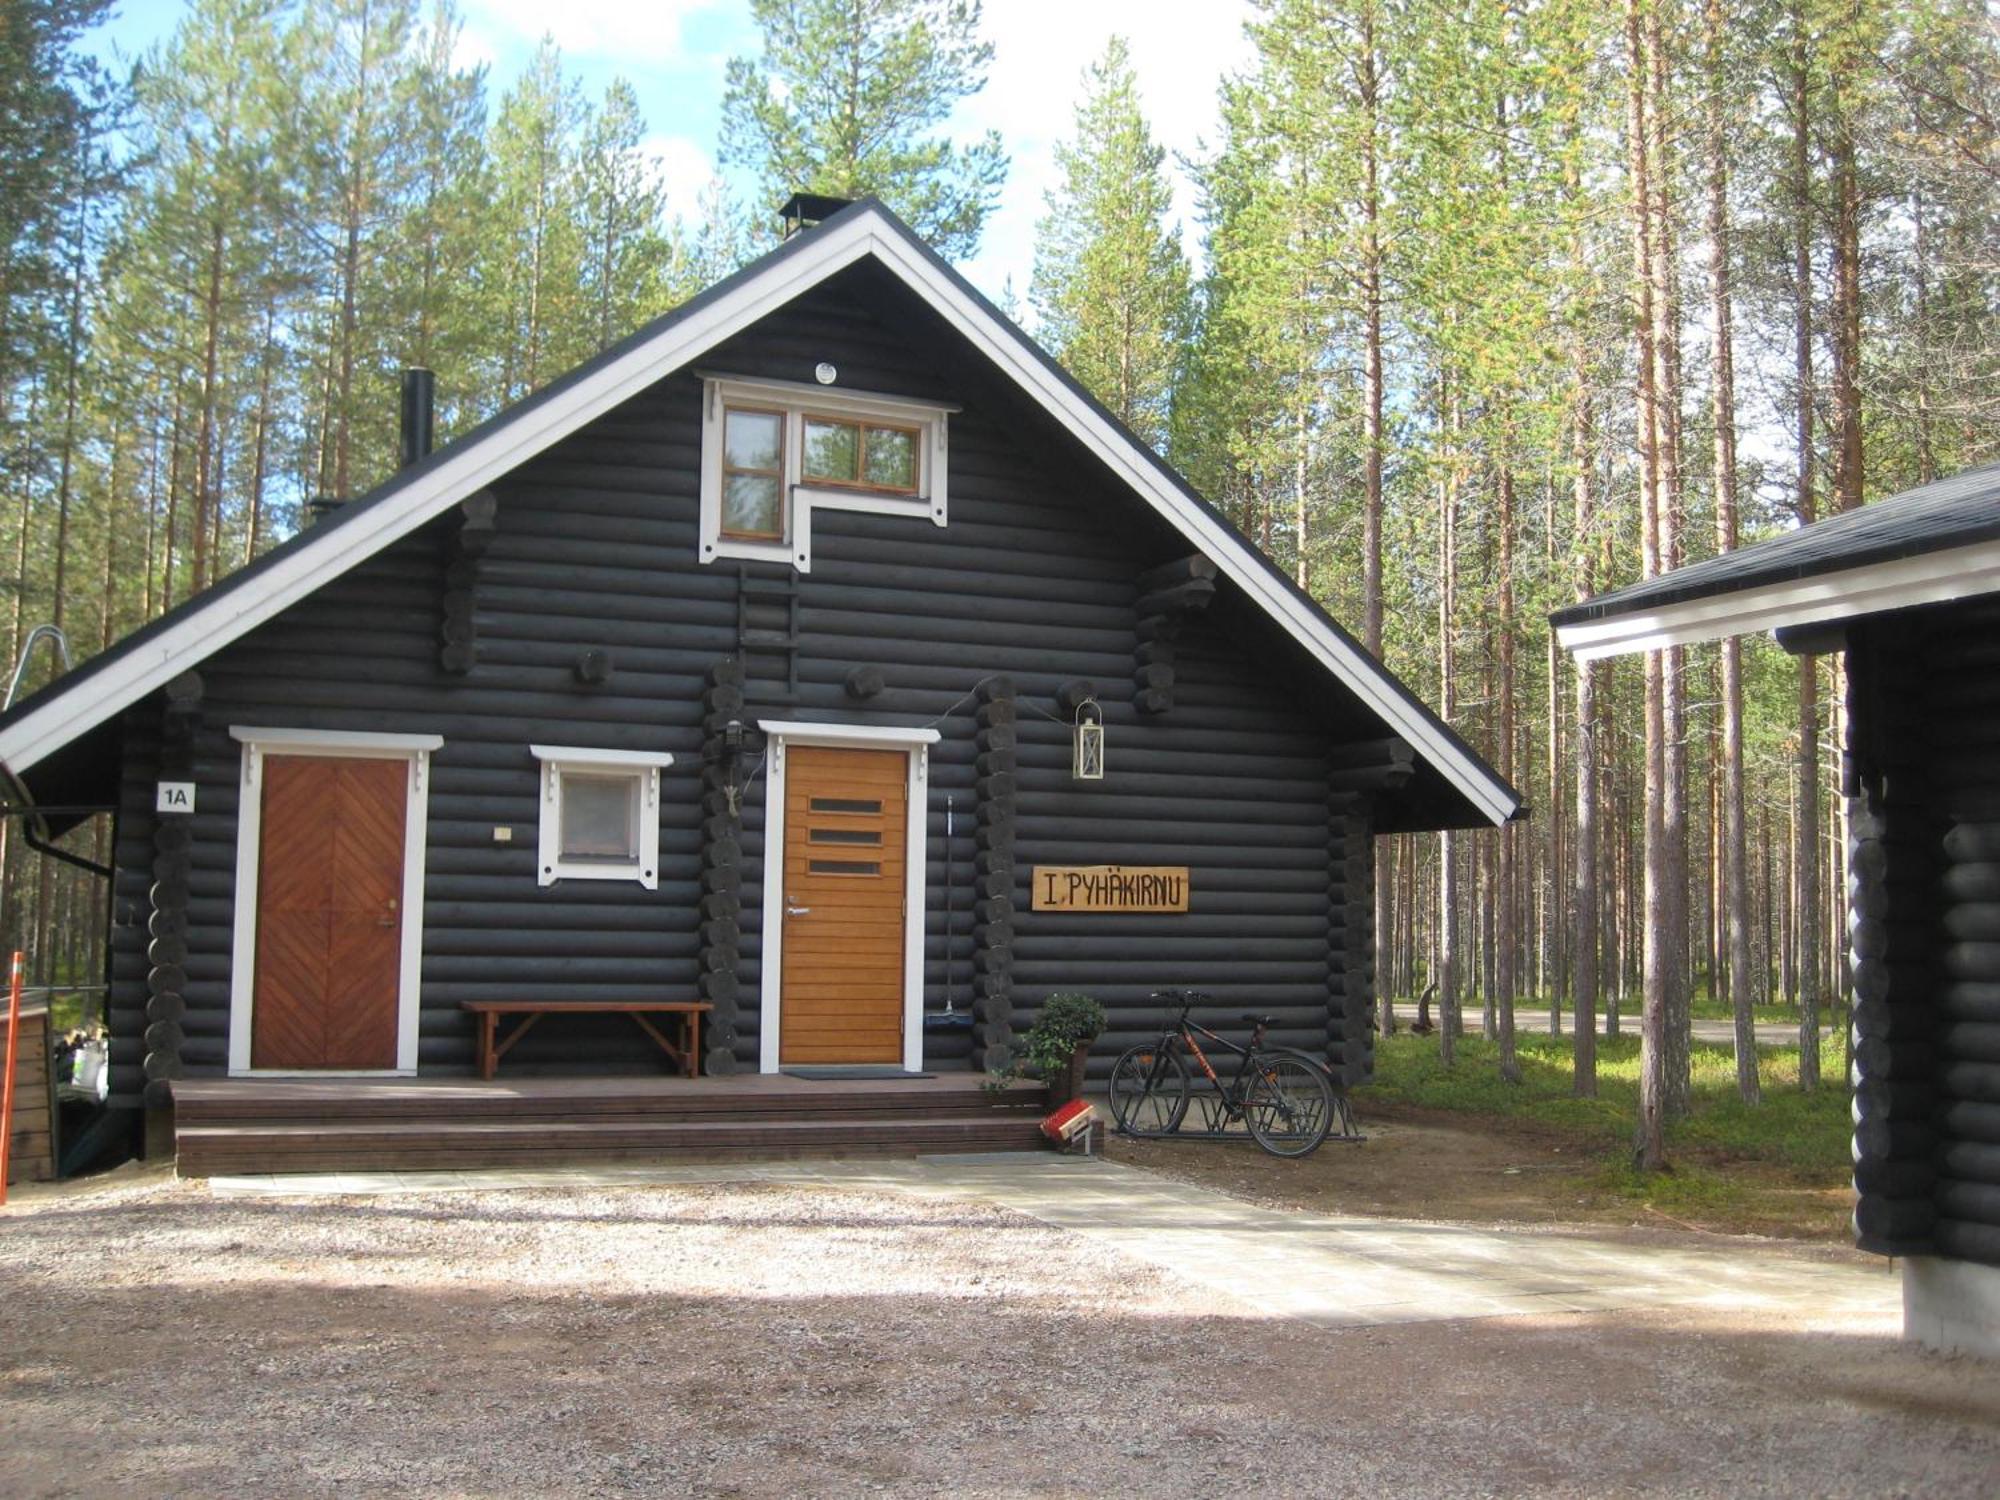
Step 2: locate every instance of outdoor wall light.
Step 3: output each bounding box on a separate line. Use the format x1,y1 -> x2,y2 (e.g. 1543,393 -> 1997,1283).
717,718 -> 751,815
1072,698 -> 1104,781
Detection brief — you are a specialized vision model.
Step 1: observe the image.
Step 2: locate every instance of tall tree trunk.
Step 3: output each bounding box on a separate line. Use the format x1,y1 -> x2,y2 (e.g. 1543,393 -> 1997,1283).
1628,0 -> 1668,1171
1791,0 -> 1823,1093
1830,73 -> 1864,518
1644,0 -> 1692,1123
1360,3 -> 1391,1043
1359,0 -> 1384,661
246,299 -> 278,563
50,126 -> 92,636
1294,403 -> 1309,590
193,213 -> 227,595
1706,0 -> 1760,1104
1572,385 -> 1600,1099
1497,463 -> 1520,1083
1912,193 -> 1936,484
1437,394 -> 1460,1065
1547,622 -> 1563,1036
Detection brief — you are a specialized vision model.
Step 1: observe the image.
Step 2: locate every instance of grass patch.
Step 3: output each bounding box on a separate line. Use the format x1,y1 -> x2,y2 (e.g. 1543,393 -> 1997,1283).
48,991 -> 88,1033
1686,998 -> 1803,1025
1358,1031 -> 1855,1237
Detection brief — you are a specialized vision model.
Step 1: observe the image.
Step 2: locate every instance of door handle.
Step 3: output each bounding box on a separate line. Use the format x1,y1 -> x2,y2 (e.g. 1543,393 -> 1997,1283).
787,900 -> 811,916
378,897 -> 399,928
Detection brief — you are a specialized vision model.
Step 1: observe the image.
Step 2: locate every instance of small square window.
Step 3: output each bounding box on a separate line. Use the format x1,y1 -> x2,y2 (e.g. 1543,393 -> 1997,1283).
531,746 -> 674,888
560,773 -> 639,861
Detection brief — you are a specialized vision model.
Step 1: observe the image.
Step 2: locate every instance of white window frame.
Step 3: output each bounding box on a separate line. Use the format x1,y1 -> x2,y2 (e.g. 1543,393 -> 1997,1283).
756,720 -> 940,1074
531,745 -> 675,889
698,374 -> 953,573
227,727 -> 444,1078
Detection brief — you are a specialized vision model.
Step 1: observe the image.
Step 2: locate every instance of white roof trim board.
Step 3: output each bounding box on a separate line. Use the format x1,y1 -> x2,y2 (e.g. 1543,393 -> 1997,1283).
1554,536 -> 2000,661
0,203 -> 1518,827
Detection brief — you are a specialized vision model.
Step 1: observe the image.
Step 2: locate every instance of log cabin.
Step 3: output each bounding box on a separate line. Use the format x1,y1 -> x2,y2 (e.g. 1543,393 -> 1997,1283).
0,196 -> 1519,1173
1553,459 -> 2000,1360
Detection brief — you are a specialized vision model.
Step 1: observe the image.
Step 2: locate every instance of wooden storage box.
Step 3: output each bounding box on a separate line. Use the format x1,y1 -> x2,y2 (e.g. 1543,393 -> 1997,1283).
4,1005 -> 56,1186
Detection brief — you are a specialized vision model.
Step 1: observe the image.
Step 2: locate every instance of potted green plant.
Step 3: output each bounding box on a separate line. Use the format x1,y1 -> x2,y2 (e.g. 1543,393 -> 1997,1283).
1003,991 -> 1105,1105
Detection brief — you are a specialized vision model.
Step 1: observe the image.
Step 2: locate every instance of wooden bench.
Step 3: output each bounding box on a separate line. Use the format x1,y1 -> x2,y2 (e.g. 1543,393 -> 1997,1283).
461,1001 -> 713,1081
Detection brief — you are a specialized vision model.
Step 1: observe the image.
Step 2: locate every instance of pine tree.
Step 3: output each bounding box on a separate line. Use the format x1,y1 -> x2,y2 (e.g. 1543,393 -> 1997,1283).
578,78 -> 672,353
1029,37 -> 1189,453
385,1 -> 491,435
719,0 -> 1008,258
0,0 -> 115,440
107,0 -> 292,595
293,0 -> 423,499
486,37 -> 589,401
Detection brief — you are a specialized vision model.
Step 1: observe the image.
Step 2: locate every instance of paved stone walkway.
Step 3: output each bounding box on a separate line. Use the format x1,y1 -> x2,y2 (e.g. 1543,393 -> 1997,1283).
209,1154 -> 1897,1330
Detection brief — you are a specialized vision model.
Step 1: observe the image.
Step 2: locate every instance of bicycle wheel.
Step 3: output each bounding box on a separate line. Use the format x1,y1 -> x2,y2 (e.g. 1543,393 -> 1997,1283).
1108,1042 -> 1191,1136
1241,1051 -> 1335,1157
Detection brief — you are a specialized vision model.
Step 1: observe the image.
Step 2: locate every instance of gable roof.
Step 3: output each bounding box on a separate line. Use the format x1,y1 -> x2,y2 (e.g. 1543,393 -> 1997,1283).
1552,462 -> 2000,659
0,200 -> 1520,828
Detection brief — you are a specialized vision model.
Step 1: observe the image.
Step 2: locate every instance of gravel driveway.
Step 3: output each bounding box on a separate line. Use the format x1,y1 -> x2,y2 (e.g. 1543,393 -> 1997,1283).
2,1160 -> 1996,1498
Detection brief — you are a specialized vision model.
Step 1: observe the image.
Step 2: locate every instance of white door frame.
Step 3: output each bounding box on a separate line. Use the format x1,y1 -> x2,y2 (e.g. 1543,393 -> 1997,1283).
756,720 -> 939,1074
227,727 -> 443,1076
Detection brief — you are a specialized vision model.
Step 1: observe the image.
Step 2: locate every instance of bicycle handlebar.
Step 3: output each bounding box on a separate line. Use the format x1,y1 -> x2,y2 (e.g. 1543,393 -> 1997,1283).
1148,988 -> 1214,1016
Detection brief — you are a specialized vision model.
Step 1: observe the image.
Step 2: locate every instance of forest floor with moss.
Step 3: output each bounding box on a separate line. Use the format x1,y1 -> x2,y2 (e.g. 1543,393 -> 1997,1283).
1104,1033 -> 1857,1244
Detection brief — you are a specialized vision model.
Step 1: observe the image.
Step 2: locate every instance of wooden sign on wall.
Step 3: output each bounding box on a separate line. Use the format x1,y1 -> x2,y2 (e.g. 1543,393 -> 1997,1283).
1032,865 -> 1189,913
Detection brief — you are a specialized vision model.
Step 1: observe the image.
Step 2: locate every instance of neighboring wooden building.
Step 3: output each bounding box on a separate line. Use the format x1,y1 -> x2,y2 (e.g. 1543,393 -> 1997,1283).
1553,460 -> 2000,1360
0,199 -> 1517,1165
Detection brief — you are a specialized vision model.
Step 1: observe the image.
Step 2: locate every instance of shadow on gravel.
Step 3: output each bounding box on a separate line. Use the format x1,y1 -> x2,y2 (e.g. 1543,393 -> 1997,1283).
2,1185 -> 1995,1499
3,1281 -> 1995,1499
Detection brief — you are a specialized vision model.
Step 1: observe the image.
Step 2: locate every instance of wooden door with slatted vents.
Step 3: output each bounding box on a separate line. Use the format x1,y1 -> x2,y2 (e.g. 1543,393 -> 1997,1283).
250,755 -> 406,1069
780,746 -> 908,1064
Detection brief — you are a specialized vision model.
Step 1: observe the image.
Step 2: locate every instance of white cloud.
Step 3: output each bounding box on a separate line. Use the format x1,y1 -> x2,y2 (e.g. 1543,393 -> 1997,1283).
451,19 -> 499,74
462,0 -> 716,66
643,133 -> 718,214
955,1 -> 1256,301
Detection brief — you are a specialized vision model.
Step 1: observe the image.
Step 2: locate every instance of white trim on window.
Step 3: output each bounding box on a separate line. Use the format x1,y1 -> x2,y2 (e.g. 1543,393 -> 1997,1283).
226,728 -> 438,1077
699,375 -> 951,573
530,745 -> 673,888
756,721 -> 938,1074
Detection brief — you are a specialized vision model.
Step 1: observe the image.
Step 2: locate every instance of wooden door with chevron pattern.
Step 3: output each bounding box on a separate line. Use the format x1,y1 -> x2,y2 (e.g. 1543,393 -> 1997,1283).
251,755 -> 407,1069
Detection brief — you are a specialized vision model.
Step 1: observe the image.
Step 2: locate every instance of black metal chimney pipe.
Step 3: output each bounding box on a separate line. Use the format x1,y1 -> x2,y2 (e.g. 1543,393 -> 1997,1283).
399,368 -> 435,470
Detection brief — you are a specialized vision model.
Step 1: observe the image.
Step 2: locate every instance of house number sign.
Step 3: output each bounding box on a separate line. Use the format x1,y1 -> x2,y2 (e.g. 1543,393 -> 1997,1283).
156,781 -> 196,814
1032,865 -> 1189,913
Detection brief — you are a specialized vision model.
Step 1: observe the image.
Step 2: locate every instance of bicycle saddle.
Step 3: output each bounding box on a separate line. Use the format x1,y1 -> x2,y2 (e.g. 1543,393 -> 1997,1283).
1240,1013 -> 1279,1028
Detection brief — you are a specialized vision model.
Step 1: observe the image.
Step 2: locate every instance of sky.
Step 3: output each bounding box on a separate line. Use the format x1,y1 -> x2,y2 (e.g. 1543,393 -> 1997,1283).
86,0 -> 1259,314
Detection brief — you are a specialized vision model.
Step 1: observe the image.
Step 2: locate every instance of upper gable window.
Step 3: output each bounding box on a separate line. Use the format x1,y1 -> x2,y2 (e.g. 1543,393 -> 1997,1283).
722,407 -> 787,540
699,375 -> 952,572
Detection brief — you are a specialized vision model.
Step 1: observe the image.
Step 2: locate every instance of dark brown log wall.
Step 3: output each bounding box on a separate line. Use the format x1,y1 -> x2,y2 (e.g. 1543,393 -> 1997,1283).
101,265 -> 1398,1096
1851,600 -> 2000,1267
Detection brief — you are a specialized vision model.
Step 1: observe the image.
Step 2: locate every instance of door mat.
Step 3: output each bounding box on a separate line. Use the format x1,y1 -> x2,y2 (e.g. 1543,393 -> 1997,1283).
782,1067 -> 937,1080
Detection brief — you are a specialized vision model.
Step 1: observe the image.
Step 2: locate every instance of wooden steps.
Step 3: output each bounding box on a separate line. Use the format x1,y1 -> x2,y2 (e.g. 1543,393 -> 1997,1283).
171,1074 -> 1054,1177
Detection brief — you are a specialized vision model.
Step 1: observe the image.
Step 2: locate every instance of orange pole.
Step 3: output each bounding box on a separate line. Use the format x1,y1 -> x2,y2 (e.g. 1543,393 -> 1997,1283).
0,951 -> 21,1206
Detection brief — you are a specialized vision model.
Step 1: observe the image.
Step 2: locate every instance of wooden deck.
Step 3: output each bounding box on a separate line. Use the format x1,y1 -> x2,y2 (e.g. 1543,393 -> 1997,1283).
169,1073 -> 1056,1177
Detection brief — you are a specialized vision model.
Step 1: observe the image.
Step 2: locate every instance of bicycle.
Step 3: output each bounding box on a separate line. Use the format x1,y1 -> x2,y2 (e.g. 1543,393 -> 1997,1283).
1106,989 -> 1358,1158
